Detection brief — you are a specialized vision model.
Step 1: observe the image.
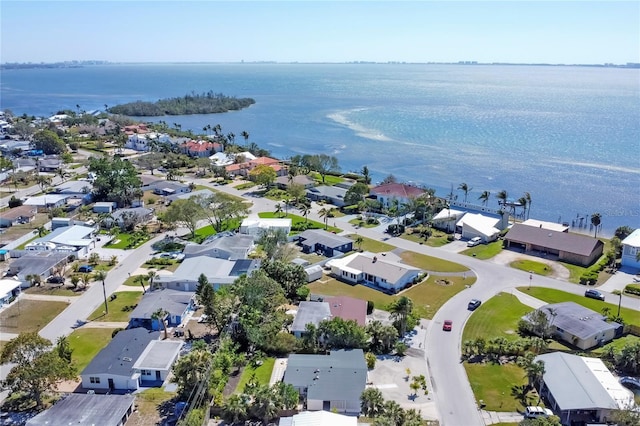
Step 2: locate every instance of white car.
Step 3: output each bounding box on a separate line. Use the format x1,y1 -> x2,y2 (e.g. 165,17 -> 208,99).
524,406 -> 553,419
467,237 -> 482,247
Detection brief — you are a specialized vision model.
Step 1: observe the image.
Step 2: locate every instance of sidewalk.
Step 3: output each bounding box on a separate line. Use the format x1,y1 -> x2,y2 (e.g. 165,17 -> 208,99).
79,321 -> 129,329
20,293 -> 80,304
511,288 -> 546,309
481,410 -> 524,424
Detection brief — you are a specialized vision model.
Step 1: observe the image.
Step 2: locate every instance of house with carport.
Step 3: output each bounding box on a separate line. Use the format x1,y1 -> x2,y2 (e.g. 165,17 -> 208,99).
26,394 -> 136,426
5,252 -> 70,287
620,229 -> 640,270
128,289 -> 195,331
0,205 -> 37,228
535,352 -> 635,425
182,232 -> 254,260
155,256 -> 259,291
284,349 -> 367,414
25,225 -> 95,258
504,223 -> 604,266
456,213 -> 501,243
0,278 -> 22,307
132,339 -> 183,386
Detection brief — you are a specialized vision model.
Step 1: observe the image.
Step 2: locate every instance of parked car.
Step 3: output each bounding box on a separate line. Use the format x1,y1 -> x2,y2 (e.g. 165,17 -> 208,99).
78,265 -> 93,273
442,320 -> 453,331
524,406 -> 553,419
467,236 -> 482,247
468,299 -> 482,311
46,276 -> 65,284
584,289 -> 605,301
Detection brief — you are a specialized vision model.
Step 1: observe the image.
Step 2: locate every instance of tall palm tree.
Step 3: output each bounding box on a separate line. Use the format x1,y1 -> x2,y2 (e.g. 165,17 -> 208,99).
274,203 -> 283,218
355,235 -> 364,251
382,400 -> 404,425
94,270 -> 108,314
591,212 -> 602,238
318,207 -> 331,230
298,203 -> 311,223
458,182 -> 472,203
496,190 -> 508,208
240,131 -> 250,147
222,394 -> 248,424
361,165 -> 371,184
136,274 -> 147,293
524,192 -> 532,219
478,190 -> 491,206
360,387 -> 384,417
147,270 -> 157,290
525,360 -> 546,402
151,308 -> 169,339
517,196 -> 528,220
390,296 -> 414,337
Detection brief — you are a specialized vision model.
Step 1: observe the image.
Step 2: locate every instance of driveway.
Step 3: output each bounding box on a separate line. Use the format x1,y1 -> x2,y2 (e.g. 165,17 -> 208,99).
489,248 -> 571,281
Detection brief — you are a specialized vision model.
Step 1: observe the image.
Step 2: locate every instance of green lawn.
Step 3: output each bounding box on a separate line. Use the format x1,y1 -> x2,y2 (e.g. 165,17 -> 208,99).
464,363 -> 528,412
517,287 -> 640,327
235,357 -> 276,393
308,275 -> 476,319
234,182 -> 256,190
399,251 -> 469,273
24,285 -> 79,297
68,328 -> 116,371
134,388 -> 176,420
16,235 -> 39,250
104,232 -> 150,249
462,293 -> 532,342
400,230 -> 452,247
346,234 -> 395,253
310,172 -> 343,185
592,334 -> 640,355
258,212 -> 342,233
88,291 -> 143,322
191,218 -> 242,242
510,259 -> 553,276
349,218 -> 380,229
0,300 -> 69,334
461,241 -> 504,259
122,274 -> 149,287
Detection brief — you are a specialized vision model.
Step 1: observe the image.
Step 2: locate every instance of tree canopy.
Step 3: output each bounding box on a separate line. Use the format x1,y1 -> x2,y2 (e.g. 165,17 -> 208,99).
88,156 -> 142,206
32,129 -> 67,155
162,198 -> 205,237
107,91 -> 255,116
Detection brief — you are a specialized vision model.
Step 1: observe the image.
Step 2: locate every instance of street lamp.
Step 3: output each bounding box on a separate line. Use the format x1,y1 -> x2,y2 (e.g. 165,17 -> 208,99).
613,290 -> 622,318
528,271 -> 533,290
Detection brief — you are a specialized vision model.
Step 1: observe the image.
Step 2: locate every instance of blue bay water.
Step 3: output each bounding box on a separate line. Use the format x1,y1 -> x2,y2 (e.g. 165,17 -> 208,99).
1,63 -> 639,235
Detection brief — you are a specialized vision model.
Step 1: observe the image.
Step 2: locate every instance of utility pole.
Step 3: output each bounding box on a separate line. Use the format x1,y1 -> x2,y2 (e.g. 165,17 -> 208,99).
528,272 -> 533,290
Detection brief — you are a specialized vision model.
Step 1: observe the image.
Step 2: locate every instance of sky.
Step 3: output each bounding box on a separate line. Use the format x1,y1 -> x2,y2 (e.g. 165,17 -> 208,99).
1,1 -> 639,64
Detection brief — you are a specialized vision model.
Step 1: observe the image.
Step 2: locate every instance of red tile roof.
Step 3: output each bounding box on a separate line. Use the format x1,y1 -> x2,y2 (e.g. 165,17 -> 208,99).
370,183 -> 426,199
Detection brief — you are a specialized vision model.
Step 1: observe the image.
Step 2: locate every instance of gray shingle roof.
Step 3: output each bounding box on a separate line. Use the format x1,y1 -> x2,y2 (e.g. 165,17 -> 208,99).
284,349 -> 367,402
298,229 -> 352,249
505,224 -> 603,257
291,301 -> 332,333
129,289 -> 194,319
183,233 -> 254,260
26,394 -> 135,426
82,327 -> 160,377
526,302 -> 617,340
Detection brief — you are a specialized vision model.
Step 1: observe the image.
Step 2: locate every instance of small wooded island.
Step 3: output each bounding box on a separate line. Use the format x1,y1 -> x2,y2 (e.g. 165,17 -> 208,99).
107,91 -> 255,116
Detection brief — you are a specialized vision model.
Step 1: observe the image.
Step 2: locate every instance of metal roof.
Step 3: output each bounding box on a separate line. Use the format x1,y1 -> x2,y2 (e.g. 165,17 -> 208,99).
291,301 -> 332,333
133,339 -> 183,371
26,394 -> 135,426
284,349 -> 367,403
536,352 -> 635,411
298,229 -> 352,249
129,289 -> 193,319
621,229 -> 640,248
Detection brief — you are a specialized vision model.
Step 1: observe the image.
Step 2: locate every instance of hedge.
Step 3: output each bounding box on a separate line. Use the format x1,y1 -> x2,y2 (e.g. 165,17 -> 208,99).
624,284 -> 640,296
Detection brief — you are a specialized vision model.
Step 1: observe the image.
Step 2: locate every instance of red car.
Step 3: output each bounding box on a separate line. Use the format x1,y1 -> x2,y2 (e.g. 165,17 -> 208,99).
443,320 -> 453,331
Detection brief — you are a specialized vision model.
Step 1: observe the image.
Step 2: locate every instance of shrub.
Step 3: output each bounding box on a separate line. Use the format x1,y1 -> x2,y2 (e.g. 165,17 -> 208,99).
395,342 -> 408,356
447,234 -> 455,242
365,352 -> 377,369
111,328 -> 124,338
146,258 -> 173,266
579,271 -> 598,285
624,284 -> 640,296
147,197 -> 156,205
8,196 -> 22,208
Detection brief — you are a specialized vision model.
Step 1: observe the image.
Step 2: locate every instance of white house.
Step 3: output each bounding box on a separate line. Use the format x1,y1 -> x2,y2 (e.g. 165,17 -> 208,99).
25,225 -> 95,258
369,183 -> 426,208
326,251 -> 421,293
155,257 -> 259,291
0,278 -> 22,307
81,328 -> 161,391
23,194 -> 69,209
431,207 -> 466,232
456,213 -> 501,243
279,411 -> 357,426
182,232 -> 254,260
132,340 -> 183,385
621,229 -> 640,270
240,218 -> 292,240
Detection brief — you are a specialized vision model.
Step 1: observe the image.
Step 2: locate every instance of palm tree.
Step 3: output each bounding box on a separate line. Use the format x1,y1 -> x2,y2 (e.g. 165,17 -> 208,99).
591,212 -> 602,238
390,296 -> 414,337
524,192 -> 532,219
517,196 -> 528,220
70,275 -> 80,289
366,320 -> 384,351
151,308 -> 169,339
25,274 -> 40,287
355,235 -> 364,251
240,130 -> 250,147
136,274 -> 147,293
496,190 -> 508,208
362,165 -> 371,184
379,325 -> 399,354
274,203 -> 283,218
94,270 -> 108,314
360,387 -> 384,417
222,394 -> 248,424
525,360 -> 546,402
478,190 -> 490,206
298,203 -> 311,222
458,182 -> 472,203
147,270 -> 158,290
382,401 -> 404,425
318,207 -> 331,230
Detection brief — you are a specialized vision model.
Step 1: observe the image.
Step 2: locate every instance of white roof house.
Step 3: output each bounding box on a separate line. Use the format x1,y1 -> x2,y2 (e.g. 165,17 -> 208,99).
535,352 -> 635,424
431,207 -> 465,231
0,278 -> 22,307
456,213 -> 501,243
132,340 -> 183,385
621,229 -> 640,269
279,410 -> 357,426
522,219 -> 569,233
240,218 -> 292,240
155,257 -> 259,291
25,225 -> 95,258
327,251 -> 421,292
23,194 -> 69,208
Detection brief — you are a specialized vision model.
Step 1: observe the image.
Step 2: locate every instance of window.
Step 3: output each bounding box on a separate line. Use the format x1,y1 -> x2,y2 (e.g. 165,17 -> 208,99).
141,370 -> 152,376
90,377 -> 100,384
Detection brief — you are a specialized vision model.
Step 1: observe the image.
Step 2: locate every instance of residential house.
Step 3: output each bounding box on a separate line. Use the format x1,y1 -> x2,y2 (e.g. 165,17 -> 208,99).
182,232 -> 254,260
155,256 -> 259,291
298,229 -> 353,257
26,394 -> 136,426
291,301 -> 333,338
0,278 -> 22,307
240,218 -> 292,240
0,205 -> 37,228
0,139 -> 31,155
283,349 -> 367,414
111,207 -> 154,228
129,289 -> 195,331
276,174 -> 316,190
123,124 -> 149,135
51,217 -> 94,231
370,183 -> 426,208
23,194 -> 69,210
327,251 -> 421,293
25,225 -> 95,258
325,296 -> 367,327
431,207 -> 467,232
5,252 -> 69,287
535,352 -> 635,425
93,201 -> 117,214
279,411 -> 357,426
456,213 -> 501,243
166,188 -> 214,204
521,219 -> 569,233
504,223 -> 604,266
132,340 -> 183,385
305,185 -> 348,207
38,157 -> 62,172
52,180 -> 93,204
620,229 -> 640,269
126,132 -> 171,152
180,140 -> 223,157
144,180 -> 191,197
226,156 -> 284,178
522,302 -> 621,350
81,327 -> 160,391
